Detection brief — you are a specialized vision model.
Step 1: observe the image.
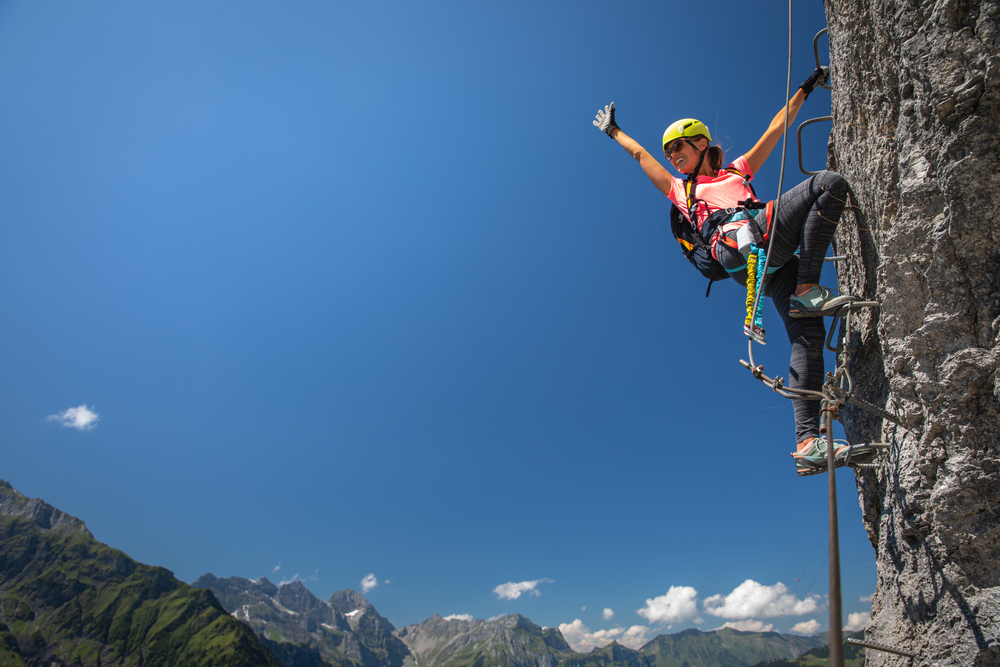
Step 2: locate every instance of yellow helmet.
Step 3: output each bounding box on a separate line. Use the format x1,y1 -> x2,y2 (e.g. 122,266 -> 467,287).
662,118 -> 712,153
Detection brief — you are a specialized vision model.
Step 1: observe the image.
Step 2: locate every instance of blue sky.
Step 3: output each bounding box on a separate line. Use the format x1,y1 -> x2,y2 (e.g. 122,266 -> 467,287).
0,0 -> 875,650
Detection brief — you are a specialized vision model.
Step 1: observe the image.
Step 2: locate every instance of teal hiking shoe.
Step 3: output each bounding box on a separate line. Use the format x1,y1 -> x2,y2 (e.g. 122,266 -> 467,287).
793,437 -> 850,476
789,285 -> 854,318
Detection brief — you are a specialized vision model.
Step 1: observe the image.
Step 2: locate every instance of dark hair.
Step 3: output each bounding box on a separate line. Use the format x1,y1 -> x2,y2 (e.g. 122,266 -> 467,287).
688,135 -> 725,171
707,145 -> 725,171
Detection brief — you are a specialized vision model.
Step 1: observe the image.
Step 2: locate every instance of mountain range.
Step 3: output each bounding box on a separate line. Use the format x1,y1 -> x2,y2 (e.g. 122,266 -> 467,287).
0,479 -> 857,667
194,573 -> 829,667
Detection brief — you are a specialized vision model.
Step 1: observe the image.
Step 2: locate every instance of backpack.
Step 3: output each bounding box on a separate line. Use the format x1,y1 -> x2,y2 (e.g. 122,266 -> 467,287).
669,204 -> 730,294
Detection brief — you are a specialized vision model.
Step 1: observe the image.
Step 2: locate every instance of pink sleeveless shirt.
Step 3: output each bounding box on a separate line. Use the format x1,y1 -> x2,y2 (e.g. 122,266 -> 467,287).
667,155 -> 756,232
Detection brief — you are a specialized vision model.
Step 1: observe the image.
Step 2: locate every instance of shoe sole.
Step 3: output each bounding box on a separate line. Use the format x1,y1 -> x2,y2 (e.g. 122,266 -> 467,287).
788,297 -> 857,318
794,445 -> 879,476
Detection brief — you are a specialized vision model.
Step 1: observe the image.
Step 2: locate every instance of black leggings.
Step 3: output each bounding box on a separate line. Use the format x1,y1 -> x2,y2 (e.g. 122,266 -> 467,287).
716,171 -> 849,442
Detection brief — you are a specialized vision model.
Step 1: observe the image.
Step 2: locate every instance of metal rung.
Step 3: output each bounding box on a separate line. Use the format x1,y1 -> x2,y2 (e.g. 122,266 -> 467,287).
841,301 -> 879,310
814,29 -> 832,91
847,638 -> 916,659
825,300 -> 880,353
824,255 -> 847,262
797,115 -> 833,176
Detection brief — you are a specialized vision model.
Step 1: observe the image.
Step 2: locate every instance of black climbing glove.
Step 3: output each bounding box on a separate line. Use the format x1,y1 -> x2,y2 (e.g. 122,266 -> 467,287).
798,66 -> 830,99
593,102 -> 619,138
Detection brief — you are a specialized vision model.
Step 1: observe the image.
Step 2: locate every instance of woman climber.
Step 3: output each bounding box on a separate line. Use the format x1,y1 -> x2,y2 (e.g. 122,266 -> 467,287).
593,67 -> 853,476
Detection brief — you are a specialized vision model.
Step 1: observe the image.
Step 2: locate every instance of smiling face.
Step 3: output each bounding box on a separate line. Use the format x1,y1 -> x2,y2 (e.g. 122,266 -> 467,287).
666,136 -> 709,174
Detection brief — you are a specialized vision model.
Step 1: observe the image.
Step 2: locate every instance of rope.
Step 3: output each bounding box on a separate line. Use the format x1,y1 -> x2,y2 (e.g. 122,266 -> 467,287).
746,0 -> 794,337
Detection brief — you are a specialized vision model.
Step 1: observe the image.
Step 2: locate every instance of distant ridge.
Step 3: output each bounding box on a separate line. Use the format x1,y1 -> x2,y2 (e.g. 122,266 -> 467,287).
746,631 -> 866,666
197,574 -> 826,667
641,627 -> 824,667
0,479 -> 282,667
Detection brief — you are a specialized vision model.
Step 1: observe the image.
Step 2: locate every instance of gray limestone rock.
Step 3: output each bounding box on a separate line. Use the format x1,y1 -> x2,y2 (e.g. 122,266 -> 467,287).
825,0 -> 1000,664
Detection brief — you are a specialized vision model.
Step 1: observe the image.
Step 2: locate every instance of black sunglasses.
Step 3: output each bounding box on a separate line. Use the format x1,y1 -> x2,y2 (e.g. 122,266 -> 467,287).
664,138 -> 690,157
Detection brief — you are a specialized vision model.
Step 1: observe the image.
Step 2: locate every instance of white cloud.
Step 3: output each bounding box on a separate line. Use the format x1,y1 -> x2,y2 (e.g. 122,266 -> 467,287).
443,614 -> 473,622
859,594 -> 873,602
603,608 -> 614,621
493,578 -> 553,600
844,612 -> 871,632
618,625 -> 651,648
714,620 -> 775,633
273,562 -> 281,573
47,404 -> 100,431
558,620 -> 651,652
636,586 -> 701,627
703,580 -> 821,619
790,619 -> 822,635
361,574 -> 378,593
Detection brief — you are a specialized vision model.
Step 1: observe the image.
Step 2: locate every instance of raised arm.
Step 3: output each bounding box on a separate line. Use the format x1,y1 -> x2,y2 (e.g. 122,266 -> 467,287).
593,103 -> 673,197
742,67 -> 830,175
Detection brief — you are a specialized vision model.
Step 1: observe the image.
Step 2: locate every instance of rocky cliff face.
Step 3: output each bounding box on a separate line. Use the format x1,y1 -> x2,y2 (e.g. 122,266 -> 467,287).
824,0 -> 1000,664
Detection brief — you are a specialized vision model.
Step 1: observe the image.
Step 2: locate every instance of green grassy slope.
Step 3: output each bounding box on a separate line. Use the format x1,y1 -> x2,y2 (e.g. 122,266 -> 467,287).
641,628 -> 825,667
0,623 -> 27,667
748,633 -> 866,667
0,480 -> 282,667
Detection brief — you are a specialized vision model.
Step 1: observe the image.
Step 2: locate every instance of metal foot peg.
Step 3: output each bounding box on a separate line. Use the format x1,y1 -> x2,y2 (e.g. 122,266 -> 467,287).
796,442 -> 889,477
826,299 -> 879,352
846,638 -> 916,659
842,442 -> 889,467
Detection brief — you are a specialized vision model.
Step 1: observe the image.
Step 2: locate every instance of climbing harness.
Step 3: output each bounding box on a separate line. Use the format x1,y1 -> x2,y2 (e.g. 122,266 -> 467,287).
668,166 -> 767,297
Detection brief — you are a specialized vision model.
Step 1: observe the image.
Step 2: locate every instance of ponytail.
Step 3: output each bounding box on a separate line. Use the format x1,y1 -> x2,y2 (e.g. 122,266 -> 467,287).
707,145 -> 725,171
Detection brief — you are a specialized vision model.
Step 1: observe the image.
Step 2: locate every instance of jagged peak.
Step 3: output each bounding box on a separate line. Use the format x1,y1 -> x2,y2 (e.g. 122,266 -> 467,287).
488,613 -> 540,632
279,579 -> 310,592
0,478 -> 92,537
275,579 -> 327,614
400,613 -> 482,633
254,577 -> 279,596
328,588 -> 372,613
191,573 -> 280,599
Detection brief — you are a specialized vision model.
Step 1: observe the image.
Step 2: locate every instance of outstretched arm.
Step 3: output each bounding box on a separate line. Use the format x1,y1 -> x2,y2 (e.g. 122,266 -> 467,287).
593,103 -> 673,197
742,89 -> 807,175
743,67 -> 829,175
